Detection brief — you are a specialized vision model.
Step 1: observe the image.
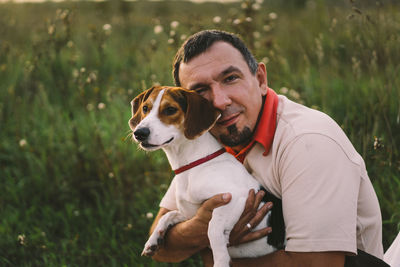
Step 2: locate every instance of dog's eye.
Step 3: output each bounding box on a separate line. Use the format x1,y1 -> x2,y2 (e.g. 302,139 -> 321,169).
162,106 -> 178,116
143,105 -> 148,113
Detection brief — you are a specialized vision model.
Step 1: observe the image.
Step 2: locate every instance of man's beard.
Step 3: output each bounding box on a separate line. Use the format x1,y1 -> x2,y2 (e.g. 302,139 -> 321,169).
219,124 -> 252,147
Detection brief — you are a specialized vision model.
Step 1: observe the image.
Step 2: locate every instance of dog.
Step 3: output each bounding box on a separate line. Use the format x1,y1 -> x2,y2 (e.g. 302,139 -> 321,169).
129,86 -> 284,267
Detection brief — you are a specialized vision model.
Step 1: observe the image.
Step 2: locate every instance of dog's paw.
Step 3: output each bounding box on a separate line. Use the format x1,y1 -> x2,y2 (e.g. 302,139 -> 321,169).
141,243 -> 158,257
141,229 -> 167,257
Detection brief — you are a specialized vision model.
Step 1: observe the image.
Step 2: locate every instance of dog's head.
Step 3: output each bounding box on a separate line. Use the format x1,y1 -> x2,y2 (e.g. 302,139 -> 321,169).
129,86 -> 220,150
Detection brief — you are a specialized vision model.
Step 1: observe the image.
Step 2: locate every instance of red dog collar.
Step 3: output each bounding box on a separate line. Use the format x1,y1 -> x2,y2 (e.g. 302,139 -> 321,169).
173,148 -> 226,175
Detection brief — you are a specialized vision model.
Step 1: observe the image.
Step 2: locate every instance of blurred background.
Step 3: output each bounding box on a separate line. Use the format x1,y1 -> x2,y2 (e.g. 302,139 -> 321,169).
0,0 -> 399,266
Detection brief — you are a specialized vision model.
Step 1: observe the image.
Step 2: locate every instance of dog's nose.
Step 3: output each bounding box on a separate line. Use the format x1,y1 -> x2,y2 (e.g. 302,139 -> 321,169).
134,127 -> 150,141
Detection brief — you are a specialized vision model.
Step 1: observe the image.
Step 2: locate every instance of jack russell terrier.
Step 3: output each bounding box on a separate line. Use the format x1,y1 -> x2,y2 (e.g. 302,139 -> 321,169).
129,86 -> 285,267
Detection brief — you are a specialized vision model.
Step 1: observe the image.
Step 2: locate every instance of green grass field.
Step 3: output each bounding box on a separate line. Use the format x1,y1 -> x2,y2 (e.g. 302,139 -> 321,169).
0,0 -> 399,265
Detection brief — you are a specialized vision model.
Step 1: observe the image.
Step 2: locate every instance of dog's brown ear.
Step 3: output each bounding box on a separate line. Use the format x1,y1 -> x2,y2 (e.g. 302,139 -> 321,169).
179,89 -> 220,140
129,86 -> 156,128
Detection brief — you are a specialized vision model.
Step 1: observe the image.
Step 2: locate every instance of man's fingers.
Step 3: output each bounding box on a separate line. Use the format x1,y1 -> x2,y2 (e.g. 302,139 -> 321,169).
196,193 -> 232,224
253,190 -> 266,210
201,193 -> 231,212
239,227 -> 272,244
250,201 -> 273,229
242,189 -> 256,214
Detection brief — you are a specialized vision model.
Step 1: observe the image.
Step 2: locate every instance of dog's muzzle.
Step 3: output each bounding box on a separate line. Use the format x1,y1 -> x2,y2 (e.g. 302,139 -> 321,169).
134,127 -> 150,142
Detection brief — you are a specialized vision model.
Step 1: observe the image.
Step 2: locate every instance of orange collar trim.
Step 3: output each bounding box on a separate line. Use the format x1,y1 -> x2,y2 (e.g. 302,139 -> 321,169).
226,88 -> 279,163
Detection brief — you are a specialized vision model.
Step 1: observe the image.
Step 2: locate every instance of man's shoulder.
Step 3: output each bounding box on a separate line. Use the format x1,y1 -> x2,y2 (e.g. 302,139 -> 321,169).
274,95 -> 363,165
276,95 -> 340,137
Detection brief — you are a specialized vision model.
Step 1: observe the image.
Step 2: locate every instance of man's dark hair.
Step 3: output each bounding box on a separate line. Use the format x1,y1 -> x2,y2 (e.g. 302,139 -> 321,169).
173,30 -> 258,86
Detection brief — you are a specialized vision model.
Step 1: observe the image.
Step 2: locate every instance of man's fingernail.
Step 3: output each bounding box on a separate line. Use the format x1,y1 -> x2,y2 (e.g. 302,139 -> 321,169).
267,202 -> 273,209
222,193 -> 231,201
267,228 -> 272,234
260,190 -> 265,196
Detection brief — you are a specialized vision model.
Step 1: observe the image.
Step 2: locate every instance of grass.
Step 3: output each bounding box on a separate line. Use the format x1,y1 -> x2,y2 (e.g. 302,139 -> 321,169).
0,0 -> 399,266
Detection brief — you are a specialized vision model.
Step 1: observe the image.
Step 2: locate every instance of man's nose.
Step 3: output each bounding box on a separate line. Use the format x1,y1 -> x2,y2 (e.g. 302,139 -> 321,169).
211,86 -> 231,111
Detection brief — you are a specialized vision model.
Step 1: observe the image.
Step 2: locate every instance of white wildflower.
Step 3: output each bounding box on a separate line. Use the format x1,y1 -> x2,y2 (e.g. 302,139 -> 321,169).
18,234 -> 26,245
170,21 -> 179,29
252,3 -> 261,10
103,24 -> 112,35
19,139 -> 27,147
213,16 -> 221,24
146,212 -> 154,219
88,72 -> 97,83
154,25 -> 163,34
233,19 -> 241,25
269,12 -> 278,20
48,25 -> 55,35
98,103 -> 106,110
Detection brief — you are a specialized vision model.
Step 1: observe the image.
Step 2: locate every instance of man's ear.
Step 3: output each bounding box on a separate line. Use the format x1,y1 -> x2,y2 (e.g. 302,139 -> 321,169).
129,86 -> 156,128
179,89 -> 220,140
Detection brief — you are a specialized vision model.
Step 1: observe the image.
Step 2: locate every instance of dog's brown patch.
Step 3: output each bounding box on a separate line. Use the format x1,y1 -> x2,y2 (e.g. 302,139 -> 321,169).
159,88 -> 186,129
129,86 -> 162,129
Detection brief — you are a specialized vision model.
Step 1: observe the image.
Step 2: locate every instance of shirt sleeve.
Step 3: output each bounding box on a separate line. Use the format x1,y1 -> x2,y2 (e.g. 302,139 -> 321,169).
159,177 -> 178,211
279,133 -> 360,254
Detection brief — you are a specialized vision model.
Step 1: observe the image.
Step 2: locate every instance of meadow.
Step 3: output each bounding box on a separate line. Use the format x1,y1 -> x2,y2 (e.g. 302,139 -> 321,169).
0,0 -> 399,266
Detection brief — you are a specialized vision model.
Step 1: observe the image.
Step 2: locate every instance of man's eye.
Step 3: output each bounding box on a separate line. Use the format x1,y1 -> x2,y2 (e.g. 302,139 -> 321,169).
225,75 -> 238,83
195,88 -> 208,95
163,106 -> 178,116
143,105 -> 148,113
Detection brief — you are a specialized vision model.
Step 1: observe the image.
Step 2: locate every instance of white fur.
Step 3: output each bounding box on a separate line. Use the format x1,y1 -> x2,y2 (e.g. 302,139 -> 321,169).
132,90 -> 276,267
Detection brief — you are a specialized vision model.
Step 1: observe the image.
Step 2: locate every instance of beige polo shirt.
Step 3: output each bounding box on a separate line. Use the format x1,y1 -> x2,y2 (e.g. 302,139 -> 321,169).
244,95 -> 383,258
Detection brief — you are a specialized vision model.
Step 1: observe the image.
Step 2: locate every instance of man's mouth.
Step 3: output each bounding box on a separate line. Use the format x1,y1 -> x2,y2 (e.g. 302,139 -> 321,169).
217,113 -> 240,127
141,137 -> 174,148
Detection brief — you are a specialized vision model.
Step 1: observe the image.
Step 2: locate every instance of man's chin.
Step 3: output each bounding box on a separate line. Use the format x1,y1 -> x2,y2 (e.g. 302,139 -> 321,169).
216,125 -> 253,148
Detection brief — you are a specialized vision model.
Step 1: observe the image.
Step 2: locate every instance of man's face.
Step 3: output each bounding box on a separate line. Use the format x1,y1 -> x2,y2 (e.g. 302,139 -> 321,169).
178,41 -> 268,150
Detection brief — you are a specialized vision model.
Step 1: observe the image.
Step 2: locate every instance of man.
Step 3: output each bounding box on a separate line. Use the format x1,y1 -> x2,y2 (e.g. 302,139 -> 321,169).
147,30 -> 385,266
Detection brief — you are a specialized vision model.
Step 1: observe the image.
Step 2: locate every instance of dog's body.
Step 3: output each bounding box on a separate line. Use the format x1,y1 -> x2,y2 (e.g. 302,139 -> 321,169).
129,86 -> 279,267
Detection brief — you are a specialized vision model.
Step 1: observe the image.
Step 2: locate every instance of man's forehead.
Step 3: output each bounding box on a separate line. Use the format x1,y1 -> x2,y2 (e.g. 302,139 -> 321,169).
179,43 -> 247,86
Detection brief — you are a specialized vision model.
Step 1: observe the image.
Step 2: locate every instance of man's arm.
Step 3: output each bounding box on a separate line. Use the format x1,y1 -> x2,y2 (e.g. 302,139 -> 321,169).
150,193 -> 231,262
150,190 -> 272,262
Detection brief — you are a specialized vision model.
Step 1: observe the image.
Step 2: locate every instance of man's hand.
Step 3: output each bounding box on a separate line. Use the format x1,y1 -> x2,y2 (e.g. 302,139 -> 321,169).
151,190 -> 273,263
229,189 -> 273,246
192,192 -> 233,232
150,193 -> 232,262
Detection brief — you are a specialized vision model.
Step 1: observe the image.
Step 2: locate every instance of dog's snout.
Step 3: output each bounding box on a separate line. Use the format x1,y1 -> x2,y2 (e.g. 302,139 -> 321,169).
134,127 -> 150,142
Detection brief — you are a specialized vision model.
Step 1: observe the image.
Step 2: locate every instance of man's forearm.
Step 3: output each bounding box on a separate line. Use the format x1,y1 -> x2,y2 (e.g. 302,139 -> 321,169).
151,219 -> 209,262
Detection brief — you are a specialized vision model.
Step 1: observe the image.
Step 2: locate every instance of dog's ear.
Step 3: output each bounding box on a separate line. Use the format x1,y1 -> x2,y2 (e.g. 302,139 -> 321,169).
129,86 -> 156,128
177,89 -> 220,140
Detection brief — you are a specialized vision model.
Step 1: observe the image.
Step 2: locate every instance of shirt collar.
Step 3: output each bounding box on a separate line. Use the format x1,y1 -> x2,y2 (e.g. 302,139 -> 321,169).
226,88 -> 279,162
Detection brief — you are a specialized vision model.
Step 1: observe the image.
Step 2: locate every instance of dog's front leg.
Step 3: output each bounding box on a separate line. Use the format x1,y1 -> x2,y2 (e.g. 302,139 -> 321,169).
142,210 -> 186,257
208,207 -> 233,267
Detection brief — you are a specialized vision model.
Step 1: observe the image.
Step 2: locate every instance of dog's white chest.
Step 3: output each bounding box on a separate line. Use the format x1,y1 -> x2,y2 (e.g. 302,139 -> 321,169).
174,175 -> 201,219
